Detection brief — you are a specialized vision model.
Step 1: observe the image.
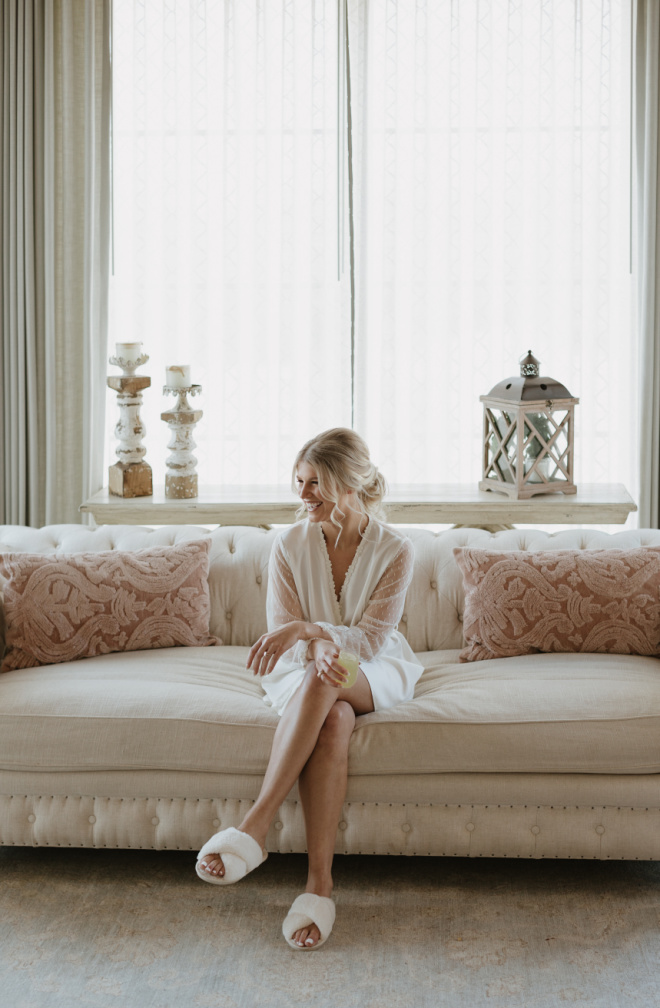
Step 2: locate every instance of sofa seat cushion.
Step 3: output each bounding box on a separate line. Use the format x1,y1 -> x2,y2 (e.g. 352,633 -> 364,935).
2,647 -> 660,779
352,650 -> 660,775
0,647 -> 278,776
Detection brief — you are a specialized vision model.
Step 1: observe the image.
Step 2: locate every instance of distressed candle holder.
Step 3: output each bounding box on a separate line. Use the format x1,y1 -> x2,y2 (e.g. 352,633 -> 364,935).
161,385 -> 203,499
107,352 -> 153,498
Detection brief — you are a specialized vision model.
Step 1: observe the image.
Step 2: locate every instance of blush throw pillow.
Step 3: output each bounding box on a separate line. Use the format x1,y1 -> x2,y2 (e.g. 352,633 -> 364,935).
0,539 -> 219,671
454,546 -> 660,663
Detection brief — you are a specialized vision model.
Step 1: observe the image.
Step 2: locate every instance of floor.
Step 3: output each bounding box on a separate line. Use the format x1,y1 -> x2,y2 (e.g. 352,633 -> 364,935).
2,847 -> 659,1008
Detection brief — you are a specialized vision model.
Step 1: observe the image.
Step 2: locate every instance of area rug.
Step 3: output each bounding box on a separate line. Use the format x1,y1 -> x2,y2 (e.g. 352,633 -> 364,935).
1,847 -> 659,1008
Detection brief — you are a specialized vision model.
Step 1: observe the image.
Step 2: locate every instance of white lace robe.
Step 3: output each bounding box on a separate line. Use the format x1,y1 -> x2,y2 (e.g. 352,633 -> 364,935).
260,519 -> 423,714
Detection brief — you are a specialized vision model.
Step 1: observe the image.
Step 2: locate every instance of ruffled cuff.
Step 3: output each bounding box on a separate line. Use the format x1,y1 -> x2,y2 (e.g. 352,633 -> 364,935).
312,621 -> 383,662
313,622 -> 342,649
291,638 -> 312,666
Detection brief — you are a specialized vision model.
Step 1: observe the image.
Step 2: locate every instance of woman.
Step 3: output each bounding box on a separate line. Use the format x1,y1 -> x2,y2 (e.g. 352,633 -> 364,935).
196,428 -> 423,949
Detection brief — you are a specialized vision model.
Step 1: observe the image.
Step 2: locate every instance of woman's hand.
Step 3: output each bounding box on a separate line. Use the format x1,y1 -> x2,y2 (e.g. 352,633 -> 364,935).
247,622 -> 309,678
309,639 -> 349,687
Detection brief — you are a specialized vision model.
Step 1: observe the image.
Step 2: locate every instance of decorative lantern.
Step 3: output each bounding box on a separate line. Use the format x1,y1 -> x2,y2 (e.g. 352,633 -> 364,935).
480,351 -> 579,499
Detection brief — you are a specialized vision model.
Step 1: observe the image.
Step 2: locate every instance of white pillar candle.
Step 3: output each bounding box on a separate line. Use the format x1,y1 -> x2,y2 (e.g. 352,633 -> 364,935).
115,342 -> 143,364
165,365 -> 191,388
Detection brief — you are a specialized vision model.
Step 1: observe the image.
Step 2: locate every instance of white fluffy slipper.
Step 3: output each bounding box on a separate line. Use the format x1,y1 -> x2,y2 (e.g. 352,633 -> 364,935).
282,893 -> 336,950
196,827 -> 268,885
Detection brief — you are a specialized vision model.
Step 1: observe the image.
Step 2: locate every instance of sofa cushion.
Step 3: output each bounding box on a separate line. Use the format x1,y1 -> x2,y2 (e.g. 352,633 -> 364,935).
0,540 -> 218,671
454,546 -> 660,662
1,648 -> 660,777
0,647 -> 277,775
5,524 -> 660,655
355,651 -> 660,775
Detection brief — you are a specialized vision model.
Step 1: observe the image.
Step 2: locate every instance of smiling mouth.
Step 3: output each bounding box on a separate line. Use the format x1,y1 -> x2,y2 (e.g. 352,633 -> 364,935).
305,502 -> 322,512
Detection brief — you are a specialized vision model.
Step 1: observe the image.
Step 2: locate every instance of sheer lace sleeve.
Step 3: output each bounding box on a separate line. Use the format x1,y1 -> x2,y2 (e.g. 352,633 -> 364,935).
315,538 -> 414,662
266,535 -> 311,665
267,535 -> 304,628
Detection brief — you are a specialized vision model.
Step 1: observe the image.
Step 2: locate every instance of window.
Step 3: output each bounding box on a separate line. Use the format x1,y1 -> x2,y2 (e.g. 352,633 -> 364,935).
109,1 -> 635,508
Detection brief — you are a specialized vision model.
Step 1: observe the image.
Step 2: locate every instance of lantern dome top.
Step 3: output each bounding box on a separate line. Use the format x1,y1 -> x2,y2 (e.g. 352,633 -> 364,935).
484,350 -> 576,403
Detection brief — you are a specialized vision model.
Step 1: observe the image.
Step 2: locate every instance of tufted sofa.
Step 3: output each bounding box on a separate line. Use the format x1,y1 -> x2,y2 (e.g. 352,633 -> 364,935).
2,521 -> 660,861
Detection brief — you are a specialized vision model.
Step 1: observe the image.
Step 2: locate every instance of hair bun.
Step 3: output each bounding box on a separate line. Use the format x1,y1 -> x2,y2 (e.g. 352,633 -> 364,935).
362,467 -> 387,500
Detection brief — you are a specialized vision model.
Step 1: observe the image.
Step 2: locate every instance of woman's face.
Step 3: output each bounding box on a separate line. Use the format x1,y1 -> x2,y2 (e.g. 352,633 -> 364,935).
296,460 -> 350,524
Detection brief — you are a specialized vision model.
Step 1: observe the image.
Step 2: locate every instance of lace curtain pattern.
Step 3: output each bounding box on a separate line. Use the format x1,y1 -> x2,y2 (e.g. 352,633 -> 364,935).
110,1 -> 636,506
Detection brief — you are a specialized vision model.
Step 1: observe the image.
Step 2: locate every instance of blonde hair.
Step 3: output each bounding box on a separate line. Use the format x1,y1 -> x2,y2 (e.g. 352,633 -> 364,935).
293,428 -> 387,537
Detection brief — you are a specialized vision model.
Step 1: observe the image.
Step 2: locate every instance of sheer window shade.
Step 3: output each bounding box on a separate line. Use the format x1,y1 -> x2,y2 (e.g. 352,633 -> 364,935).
110,1 -> 351,486
109,0 -> 636,505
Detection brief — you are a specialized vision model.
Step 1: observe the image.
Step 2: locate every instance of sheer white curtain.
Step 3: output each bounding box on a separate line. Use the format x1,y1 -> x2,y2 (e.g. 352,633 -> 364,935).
110,1 -> 636,505
350,0 -> 636,493
110,1 -> 351,486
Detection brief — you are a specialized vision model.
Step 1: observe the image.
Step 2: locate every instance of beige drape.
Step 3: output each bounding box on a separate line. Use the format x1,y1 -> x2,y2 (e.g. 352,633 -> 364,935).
636,1 -> 660,528
1,0 -> 110,526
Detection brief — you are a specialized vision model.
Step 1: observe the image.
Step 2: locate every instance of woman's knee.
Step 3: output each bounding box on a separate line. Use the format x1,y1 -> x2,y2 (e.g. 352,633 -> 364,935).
302,661 -> 342,700
319,700 -> 355,749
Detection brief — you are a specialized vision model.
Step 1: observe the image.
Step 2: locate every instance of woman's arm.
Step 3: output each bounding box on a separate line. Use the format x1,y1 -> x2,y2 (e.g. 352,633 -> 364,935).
247,535 -> 332,677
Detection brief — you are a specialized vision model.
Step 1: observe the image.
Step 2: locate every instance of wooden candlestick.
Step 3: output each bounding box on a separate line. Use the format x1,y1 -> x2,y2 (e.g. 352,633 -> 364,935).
161,385 -> 203,499
107,352 -> 153,498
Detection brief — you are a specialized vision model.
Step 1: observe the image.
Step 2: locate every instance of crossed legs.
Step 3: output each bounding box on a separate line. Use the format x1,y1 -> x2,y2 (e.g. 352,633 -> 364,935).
198,662 -> 374,946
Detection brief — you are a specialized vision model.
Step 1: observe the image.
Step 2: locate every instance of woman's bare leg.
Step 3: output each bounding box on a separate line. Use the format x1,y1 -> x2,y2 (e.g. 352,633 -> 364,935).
288,699 -> 356,947
199,665 -> 372,878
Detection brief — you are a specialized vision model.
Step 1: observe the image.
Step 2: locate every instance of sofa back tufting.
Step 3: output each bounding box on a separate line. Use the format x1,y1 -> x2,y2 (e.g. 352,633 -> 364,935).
2,523 -> 660,655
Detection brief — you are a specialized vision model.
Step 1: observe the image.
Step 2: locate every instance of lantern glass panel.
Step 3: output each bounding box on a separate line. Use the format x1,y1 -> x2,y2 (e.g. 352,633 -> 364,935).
486,409 -> 516,483
523,409 -> 570,483
553,426 -> 569,464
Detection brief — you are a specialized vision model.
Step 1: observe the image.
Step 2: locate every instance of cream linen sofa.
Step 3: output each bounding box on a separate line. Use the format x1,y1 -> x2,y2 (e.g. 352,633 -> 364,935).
2,521 -> 660,861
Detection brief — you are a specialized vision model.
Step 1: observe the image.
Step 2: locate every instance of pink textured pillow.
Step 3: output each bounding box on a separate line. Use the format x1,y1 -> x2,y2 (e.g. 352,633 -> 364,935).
0,539 -> 219,671
454,546 -> 660,663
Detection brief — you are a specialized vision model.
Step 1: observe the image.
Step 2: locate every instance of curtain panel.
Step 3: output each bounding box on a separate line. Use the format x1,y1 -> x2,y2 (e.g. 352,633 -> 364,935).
635,0 -> 660,528
0,0 -> 111,526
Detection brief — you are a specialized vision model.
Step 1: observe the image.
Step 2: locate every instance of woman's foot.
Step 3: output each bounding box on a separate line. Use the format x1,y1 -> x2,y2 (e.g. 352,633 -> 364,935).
291,882 -> 333,948
196,825 -> 268,885
291,920 -> 322,948
197,852 -> 225,879
197,813 -> 269,878
283,889 -> 336,950
197,824 -> 266,879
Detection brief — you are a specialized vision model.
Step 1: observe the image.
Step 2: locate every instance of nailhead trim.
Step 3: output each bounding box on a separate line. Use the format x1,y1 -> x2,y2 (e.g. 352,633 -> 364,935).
1,795 -> 659,858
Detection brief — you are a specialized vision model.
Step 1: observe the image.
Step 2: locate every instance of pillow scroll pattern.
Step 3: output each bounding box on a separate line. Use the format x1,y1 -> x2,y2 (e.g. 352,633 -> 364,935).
453,546 -> 660,663
0,539 -> 219,671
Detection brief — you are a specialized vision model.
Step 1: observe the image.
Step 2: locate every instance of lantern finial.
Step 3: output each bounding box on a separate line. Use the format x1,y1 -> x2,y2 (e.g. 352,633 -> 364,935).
520,351 -> 540,377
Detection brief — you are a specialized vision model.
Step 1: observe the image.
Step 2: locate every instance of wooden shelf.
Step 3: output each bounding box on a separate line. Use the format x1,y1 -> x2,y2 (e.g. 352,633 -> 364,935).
80,483 -> 637,527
